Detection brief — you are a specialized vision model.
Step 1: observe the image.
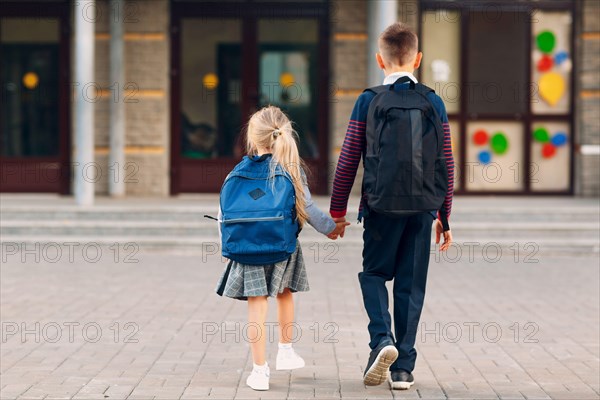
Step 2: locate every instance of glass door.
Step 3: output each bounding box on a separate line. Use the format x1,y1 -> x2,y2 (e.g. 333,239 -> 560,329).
174,17 -> 244,192
170,1 -> 330,194
258,19 -> 319,159
0,4 -> 70,193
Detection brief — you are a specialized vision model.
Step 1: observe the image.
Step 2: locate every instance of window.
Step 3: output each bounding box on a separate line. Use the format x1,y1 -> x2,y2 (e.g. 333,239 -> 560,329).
258,19 -> 319,158
180,19 -> 242,159
421,10 -> 461,114
467,11 -> 528,116
1,18 -> 60,157
531,11 -> 572,115
170,1 -> 330,194
0,1 -> 71,194
420,2 -> 574,194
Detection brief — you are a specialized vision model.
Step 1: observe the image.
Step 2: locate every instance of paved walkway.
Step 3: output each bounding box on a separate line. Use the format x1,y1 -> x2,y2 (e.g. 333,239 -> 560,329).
1,232 -> 599,399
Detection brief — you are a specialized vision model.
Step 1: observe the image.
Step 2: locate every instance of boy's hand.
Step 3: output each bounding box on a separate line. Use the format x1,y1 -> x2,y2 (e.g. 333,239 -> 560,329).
327,219 -> 350,240
435,220 -> 453,251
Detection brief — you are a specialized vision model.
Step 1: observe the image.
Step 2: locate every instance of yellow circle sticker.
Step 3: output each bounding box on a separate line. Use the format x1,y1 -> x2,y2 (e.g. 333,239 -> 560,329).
23,72 -> 39,89
203,73 -> 219,90
279,72 -> 295,87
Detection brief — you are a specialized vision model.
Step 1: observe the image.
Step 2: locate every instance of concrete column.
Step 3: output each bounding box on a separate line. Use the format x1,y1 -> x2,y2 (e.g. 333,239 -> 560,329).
367,0 -> 398,87
109,0 -> 125,197
74,0 -> 96,206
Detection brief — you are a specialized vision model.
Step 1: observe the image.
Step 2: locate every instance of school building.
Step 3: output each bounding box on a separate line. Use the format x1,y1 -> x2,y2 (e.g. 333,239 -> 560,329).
1,0 -> 599,200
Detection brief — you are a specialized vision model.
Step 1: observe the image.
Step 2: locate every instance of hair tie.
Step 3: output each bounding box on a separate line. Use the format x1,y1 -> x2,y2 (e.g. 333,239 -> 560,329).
272,129 -> 282,139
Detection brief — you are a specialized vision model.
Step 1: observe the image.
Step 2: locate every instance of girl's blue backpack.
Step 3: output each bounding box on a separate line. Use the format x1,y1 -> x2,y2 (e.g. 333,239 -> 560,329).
219,155 -> 299,265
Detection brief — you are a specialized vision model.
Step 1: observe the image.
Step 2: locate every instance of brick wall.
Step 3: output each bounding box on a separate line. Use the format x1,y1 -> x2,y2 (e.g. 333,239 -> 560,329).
74,0 -> 170,196
72,0 -> 597,198
576,0 -> 600,197
329,0 -> 367,196
329,0 -> 418,197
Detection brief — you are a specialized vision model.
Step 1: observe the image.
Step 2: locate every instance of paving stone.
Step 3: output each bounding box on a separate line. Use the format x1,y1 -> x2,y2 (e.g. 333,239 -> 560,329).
1,198 -> 598,400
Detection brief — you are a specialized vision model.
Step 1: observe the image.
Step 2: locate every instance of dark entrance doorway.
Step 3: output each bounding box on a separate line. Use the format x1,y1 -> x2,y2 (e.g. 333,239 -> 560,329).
0,2 -> 71,193
170,1 -> 330,194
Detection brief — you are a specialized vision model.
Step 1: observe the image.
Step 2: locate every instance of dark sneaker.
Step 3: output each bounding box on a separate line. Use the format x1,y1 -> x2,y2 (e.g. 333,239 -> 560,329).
363,342 -> 398,386
389,369 -> 415,390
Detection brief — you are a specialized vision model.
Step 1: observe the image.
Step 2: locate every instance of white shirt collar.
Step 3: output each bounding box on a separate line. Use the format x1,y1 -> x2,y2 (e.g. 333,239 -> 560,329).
383,71 -> 418,85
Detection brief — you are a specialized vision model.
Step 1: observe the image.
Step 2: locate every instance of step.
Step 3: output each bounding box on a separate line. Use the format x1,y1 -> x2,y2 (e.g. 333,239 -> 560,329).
1,210 -> 598,225
1,235 -> 597,256
1,221 -> 597,239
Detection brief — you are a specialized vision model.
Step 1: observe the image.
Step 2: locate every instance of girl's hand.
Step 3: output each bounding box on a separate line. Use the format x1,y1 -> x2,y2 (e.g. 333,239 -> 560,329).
327,220 -> 350,240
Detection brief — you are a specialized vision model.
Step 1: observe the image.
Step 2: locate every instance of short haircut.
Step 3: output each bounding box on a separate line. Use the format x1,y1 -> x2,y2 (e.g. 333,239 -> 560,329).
379,22 -> 419,66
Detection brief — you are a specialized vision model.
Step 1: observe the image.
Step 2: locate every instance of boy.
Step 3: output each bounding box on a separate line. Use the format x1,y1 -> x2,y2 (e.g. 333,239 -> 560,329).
330,23 -> 454,390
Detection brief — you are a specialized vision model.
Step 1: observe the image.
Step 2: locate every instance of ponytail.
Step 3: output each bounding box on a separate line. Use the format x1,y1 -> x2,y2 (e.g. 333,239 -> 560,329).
246,106 -> 309,228
271,123 -> 309,228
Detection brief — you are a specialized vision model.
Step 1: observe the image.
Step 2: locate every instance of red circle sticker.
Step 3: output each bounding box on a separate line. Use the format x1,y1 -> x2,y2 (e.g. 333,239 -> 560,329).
473,130 -> 489,146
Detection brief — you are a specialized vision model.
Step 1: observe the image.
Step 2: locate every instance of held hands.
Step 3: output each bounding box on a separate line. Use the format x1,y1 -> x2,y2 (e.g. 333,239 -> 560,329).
326,217 -> 453,246
327,217 -> 350,240
435,220 -> 453,251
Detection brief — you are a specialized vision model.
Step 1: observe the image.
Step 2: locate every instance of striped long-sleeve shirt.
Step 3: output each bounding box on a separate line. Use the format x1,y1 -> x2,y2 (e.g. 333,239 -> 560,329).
330,74 -> 455,230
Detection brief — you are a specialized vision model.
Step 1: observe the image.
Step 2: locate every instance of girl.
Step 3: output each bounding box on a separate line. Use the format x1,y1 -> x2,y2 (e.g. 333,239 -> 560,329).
215,106 -> 348,391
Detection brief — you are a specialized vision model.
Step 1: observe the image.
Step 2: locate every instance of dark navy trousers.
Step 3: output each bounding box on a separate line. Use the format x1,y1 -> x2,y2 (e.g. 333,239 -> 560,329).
358,210 -> 433,373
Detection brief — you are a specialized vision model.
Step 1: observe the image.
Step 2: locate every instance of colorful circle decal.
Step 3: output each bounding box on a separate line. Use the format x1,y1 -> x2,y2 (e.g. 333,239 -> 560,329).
533,126 -> 568,159
473,130 -> 489,146
279,72 -> 295,87
472,129 -> 510,164
490,132 -> 509,155
533,127 -> 550,143
537,55 -> 553,73
202,73 -> 219,89
542,143 -> 556,159
478,150 -> 492,165
539,72 -> 565,107
551,132 -> 567,147
534,29 -> 569,108
554,51 -> 569,66
23,72 -> 39,89
536,31 -> 556,54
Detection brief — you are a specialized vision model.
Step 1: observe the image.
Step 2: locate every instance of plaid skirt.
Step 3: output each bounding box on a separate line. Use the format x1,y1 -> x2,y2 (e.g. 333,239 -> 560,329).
215,241 -> 309,300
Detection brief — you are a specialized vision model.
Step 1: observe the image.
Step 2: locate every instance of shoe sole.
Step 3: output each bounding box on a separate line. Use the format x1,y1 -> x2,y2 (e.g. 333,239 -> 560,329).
276,360 -> 305,371
363,345 -> 399,386
247,385 -> 269,391
246,380 -> 269,391
390,380 -> 414,390
246,375 -> 269,391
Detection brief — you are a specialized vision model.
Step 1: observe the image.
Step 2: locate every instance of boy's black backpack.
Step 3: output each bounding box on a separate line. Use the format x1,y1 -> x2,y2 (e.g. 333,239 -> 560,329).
362,76 -> 448,218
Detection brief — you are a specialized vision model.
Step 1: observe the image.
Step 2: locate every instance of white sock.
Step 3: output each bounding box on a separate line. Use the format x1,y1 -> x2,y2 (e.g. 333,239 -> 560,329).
278,342 -> 293,350
253,362 -> 268,372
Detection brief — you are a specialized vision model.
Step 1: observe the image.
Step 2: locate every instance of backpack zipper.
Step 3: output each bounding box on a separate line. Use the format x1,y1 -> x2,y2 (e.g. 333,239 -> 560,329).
223,216 -> 285,224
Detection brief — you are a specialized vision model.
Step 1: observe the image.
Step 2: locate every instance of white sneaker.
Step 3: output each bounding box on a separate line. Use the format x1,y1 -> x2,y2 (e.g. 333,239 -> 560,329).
246,363 -> 270,391
276,347 -> 305,370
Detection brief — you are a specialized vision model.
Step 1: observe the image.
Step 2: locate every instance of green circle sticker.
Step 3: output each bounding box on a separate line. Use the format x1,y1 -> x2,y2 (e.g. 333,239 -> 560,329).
533,127 -> 550,143
491,132 -> 509,155
536,31 -> 556,54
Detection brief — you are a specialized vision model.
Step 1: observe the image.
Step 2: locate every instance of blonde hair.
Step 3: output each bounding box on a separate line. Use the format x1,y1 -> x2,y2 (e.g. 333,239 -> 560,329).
246,106 -> 308,228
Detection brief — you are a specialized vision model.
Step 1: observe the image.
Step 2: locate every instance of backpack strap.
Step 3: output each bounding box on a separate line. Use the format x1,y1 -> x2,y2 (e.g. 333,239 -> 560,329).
414,82 -> 434,96
363,84 -> 388,95
391,75 -> 416,89
365,77 -> 442,123
363,75 -> 417,95
412,83 -> 443,126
